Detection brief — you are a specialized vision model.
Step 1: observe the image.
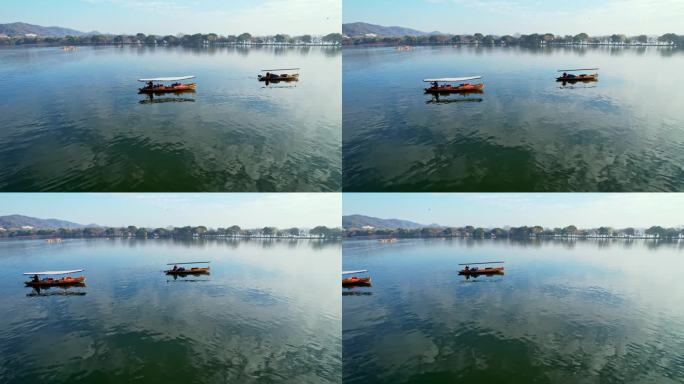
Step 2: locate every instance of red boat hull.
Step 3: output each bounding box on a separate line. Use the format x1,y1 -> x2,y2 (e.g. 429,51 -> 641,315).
342,276 -> 372,287
458,267 -> 504,275
25,276 -> 85,287
139,83 -> 197,94
425,83 -> 484,93
165,267 -> 210,275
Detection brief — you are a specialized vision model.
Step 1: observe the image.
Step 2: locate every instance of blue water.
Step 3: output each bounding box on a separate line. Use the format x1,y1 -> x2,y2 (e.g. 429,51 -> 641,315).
0,46 -> 341,191
0,238 -> 341,384
343,238 -> 684,383
343,46 -> 684,191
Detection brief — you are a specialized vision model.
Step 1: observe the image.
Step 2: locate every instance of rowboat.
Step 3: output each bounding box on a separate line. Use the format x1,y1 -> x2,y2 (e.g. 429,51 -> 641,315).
343,269 -> 372,287
458,261 -> 505,275
138,76 -> 197,94
556,68 -> 599,82
164,261 -> 210,275
23,270 -> 86,287
424,76 -> 484,93
258,68 -> 300,82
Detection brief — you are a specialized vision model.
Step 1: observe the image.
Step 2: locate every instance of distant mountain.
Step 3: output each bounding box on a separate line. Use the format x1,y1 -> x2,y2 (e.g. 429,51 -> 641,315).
0,215 -> 96,229
343,22 -> 436,37
0,22 -> 94,37
343,214 -> 433,229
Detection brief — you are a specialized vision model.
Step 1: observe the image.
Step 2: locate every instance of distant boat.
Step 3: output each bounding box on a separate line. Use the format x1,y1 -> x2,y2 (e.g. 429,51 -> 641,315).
138,76 -> 197,94
23,270 -> 85,287
424,76 -> 484,93
556,68 -> 599,82
342,269 -> 372,287
258,68 -> 300,82
458,261 -> 505,276
165,261 -> 210,275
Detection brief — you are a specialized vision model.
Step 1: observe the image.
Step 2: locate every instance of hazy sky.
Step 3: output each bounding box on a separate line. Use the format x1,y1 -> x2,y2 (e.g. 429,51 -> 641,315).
0,194 -> 341,228
2,0 -> 340,35
343,194 -> 684,228
344,0 -> 684,36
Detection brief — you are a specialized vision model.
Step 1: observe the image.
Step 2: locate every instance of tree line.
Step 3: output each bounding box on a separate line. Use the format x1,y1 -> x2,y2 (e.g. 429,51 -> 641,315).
344,33 -> 684,48
0,32 -> 343,46
345,225 -> 684,240
0,225 -> 343,239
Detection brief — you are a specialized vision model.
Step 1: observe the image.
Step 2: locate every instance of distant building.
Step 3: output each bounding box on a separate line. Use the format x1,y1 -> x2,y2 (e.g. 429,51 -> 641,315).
24,33 -> 38,38
0,34 -> 9,40
0,227 -> 6,232
21,225 -> 34,230
364,33 -> 378,38
362,225 -> 374,230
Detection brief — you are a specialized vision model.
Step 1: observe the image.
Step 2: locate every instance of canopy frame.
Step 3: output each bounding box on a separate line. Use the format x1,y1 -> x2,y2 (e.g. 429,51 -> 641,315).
458,261 -> 504,266
557,68 -> 599,72
424,76 -> 482,83
261,68 -> 300,72
166,261 -> 211,265
23,269 -> 84,275
138,76 -> 196,82
342,269 -> 368,275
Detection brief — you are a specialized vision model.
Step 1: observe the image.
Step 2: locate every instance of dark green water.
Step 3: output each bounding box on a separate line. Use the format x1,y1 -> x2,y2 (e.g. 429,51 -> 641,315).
343,238 -> 684,383
343,46 -> 684,191
0,238 -> 341,384
0,46 -> 341,192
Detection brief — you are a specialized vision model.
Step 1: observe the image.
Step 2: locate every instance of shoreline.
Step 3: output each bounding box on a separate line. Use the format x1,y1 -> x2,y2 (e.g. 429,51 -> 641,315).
345,235 -> 681,241
342,42 -> 680,48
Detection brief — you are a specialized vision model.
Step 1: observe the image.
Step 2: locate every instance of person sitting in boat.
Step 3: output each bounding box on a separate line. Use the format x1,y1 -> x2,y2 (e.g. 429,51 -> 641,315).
464,266 -> 470,271
146,81 -> 154,89
32,274 -> 40,283
432,81 -> 439,88
171,265 -> 178,272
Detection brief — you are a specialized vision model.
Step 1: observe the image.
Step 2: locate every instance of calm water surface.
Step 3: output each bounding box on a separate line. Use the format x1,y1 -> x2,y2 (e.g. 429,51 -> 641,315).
0,46 -> 341,191
343,238 -> 684,383
343,46 -> 684,191
0,238 -> 341,384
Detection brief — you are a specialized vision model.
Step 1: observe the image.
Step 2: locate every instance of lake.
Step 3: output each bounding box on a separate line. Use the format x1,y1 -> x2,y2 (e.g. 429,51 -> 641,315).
0,238 -> 341,384
0,45 -> 341,192
343,238 -> 684,383
343,46 -> 684,191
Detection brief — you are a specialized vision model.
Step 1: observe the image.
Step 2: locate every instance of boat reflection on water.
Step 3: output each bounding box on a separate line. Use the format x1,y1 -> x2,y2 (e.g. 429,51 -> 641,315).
342,290 -> 373,296
139,92 -> 196,104
26,284 -> 86,297
427,91 -> 484,104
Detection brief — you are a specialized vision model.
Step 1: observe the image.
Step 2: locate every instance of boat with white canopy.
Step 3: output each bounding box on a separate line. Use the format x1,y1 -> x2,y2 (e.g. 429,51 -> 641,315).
258,68 -> 300,82
342,269 -> 371,287
165,261 -> 210,275
138,76 -> 197,94
424,76 -> 484,93
556,68 -> 599,82
23,270 -> 85,287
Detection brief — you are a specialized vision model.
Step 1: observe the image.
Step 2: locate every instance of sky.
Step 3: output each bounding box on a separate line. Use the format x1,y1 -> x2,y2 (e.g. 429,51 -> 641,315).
0,193 -> 341,229
344,0 -> 684,36
343,194 -> 684,228
2,0 -> 340,36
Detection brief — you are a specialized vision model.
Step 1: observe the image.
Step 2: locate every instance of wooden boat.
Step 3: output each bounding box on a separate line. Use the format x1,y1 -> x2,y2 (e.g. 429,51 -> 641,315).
556,68 -> 599,82
138,76 -> 197,94
342,269 -> 371,287
424,76 -> 484,93
23,270 -> 85,287
458,267 -> 504,275
458,261 -> 505,275
164,261 -> 210,275
165,267 -> 210,275
258,68 -> 300,82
